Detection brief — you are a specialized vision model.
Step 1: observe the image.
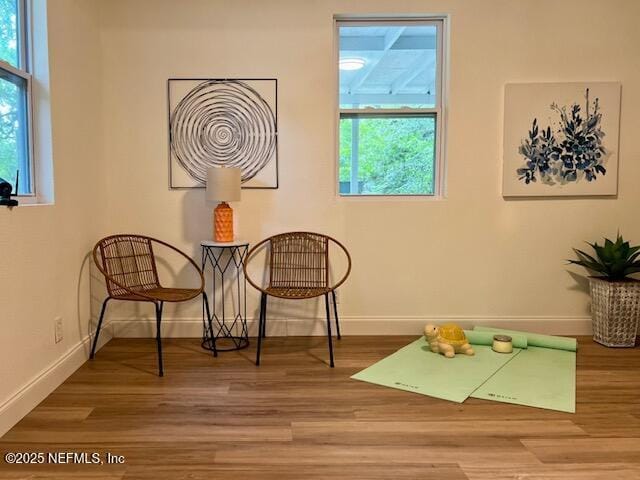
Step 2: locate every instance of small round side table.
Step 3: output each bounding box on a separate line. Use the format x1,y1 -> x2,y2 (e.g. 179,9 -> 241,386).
201,240 -> 250,352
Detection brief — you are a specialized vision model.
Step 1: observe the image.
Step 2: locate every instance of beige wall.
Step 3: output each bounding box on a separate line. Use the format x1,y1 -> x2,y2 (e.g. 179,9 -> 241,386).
99,0 -> 640,326
0,0 -> 106,432
2,0 -> 640,432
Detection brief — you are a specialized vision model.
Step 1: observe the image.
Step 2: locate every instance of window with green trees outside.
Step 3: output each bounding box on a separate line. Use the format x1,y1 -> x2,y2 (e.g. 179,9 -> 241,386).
337,18 -> 445,196
0,0 -> 32,195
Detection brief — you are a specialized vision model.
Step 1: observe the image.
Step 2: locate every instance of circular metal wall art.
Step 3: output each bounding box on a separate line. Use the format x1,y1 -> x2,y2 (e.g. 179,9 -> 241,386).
170,80 -> 277,183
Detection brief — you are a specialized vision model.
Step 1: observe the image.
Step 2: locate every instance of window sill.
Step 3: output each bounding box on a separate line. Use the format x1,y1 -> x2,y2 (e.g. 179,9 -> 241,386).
337,194 -> 446,202
9,196 -> 53,207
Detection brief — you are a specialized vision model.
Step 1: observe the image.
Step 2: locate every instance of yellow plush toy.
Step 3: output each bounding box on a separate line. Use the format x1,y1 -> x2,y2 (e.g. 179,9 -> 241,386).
424,323 -> 475,358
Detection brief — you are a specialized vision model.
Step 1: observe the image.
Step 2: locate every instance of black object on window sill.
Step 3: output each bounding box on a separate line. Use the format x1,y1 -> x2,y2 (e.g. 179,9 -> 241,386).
0,174 -> 19,207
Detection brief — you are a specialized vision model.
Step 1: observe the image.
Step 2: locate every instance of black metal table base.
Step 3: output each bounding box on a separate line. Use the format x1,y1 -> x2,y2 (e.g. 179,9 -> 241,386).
201,243 -> 250,353
202,336 -> 249,352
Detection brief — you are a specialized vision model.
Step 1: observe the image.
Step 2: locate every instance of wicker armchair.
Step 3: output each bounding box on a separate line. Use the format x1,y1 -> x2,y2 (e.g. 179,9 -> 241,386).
244,232 -> 351,367
91,234 -> 216,376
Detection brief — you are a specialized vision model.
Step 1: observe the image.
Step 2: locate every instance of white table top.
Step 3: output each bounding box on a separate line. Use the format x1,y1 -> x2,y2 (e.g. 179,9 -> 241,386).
201,239 -> 250,247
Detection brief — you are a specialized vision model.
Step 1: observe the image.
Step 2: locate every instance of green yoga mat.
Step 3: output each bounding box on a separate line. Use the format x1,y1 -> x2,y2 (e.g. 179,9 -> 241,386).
351,337 -> 520,403
473,326 -> 577,351
470,346 -> 576,413
470,326 -> 576,413
464,330 -> 528,349
352,328 -> 576,413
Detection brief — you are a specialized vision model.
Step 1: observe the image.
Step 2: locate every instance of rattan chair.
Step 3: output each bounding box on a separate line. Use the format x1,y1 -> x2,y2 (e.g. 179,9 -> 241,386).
91,234 -> 216,376
244,232 -> 351,367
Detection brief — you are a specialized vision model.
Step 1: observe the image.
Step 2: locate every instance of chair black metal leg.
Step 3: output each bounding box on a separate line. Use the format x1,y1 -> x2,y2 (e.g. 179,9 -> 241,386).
202,292 -> 217,357
324,293 -> 335,368
256,293 -> 266,366
331,290 -> 341,340
261,295 -> 268,338
90,298 -> 110,360
155,301 -> 164,377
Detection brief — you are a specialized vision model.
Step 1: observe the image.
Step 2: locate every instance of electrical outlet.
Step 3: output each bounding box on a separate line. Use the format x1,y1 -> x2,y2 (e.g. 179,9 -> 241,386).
54,317 -> 63,344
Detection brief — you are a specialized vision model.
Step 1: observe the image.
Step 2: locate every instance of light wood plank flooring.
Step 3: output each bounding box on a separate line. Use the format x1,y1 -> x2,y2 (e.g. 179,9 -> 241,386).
1,336 -> 639,479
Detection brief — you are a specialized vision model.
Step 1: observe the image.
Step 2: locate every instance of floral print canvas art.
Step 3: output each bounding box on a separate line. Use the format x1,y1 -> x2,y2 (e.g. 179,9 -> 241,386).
503,83 -> 620,197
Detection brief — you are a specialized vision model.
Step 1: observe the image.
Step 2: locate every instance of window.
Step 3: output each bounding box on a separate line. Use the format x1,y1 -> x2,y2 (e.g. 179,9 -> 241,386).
0,0 -> 32,195
337,17 -> 446,196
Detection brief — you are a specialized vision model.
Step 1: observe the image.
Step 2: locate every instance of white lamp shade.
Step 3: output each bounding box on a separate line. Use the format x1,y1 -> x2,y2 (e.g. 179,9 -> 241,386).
206,167 -> 241,202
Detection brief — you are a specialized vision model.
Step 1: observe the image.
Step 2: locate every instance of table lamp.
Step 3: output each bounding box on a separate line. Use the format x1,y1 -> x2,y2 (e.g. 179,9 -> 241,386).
206,167 -> 241,242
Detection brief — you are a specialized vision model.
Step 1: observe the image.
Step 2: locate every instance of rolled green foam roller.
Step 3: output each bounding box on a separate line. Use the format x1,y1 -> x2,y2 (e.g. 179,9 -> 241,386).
464,330 -> 528,349
473,326 -> 577,352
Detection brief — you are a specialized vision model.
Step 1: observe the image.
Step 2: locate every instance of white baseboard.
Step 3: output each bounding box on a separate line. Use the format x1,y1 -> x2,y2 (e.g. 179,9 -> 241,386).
111,315 -> 593,338
0,324 -> 112,438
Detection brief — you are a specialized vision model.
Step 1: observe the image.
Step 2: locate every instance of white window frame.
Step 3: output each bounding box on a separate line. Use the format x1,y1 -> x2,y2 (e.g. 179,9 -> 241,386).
0,0 -> 35,198
334,15 -> 448,199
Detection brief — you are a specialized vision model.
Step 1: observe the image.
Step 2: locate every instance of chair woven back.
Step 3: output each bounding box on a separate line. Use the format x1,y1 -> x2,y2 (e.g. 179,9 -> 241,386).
269,232 -> 329,289
96,235 -> 160,297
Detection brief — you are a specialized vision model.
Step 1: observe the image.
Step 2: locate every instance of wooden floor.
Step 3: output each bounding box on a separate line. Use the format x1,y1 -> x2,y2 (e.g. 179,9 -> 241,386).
1,336 -> 639,479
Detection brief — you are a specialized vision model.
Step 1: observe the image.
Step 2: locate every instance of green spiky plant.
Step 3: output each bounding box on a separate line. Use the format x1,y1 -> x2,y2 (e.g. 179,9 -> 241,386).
569,234 -> 640,280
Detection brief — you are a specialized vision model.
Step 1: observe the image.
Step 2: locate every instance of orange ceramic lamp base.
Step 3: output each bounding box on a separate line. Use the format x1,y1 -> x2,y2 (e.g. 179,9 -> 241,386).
214,202 -> 234,242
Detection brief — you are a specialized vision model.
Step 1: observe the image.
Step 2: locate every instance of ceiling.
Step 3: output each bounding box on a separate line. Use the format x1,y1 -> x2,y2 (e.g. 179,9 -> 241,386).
339,25 -> 437,109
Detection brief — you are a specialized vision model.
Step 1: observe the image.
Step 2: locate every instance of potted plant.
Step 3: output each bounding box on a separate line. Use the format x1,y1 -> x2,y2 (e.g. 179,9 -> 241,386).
569,234 -> 640,347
